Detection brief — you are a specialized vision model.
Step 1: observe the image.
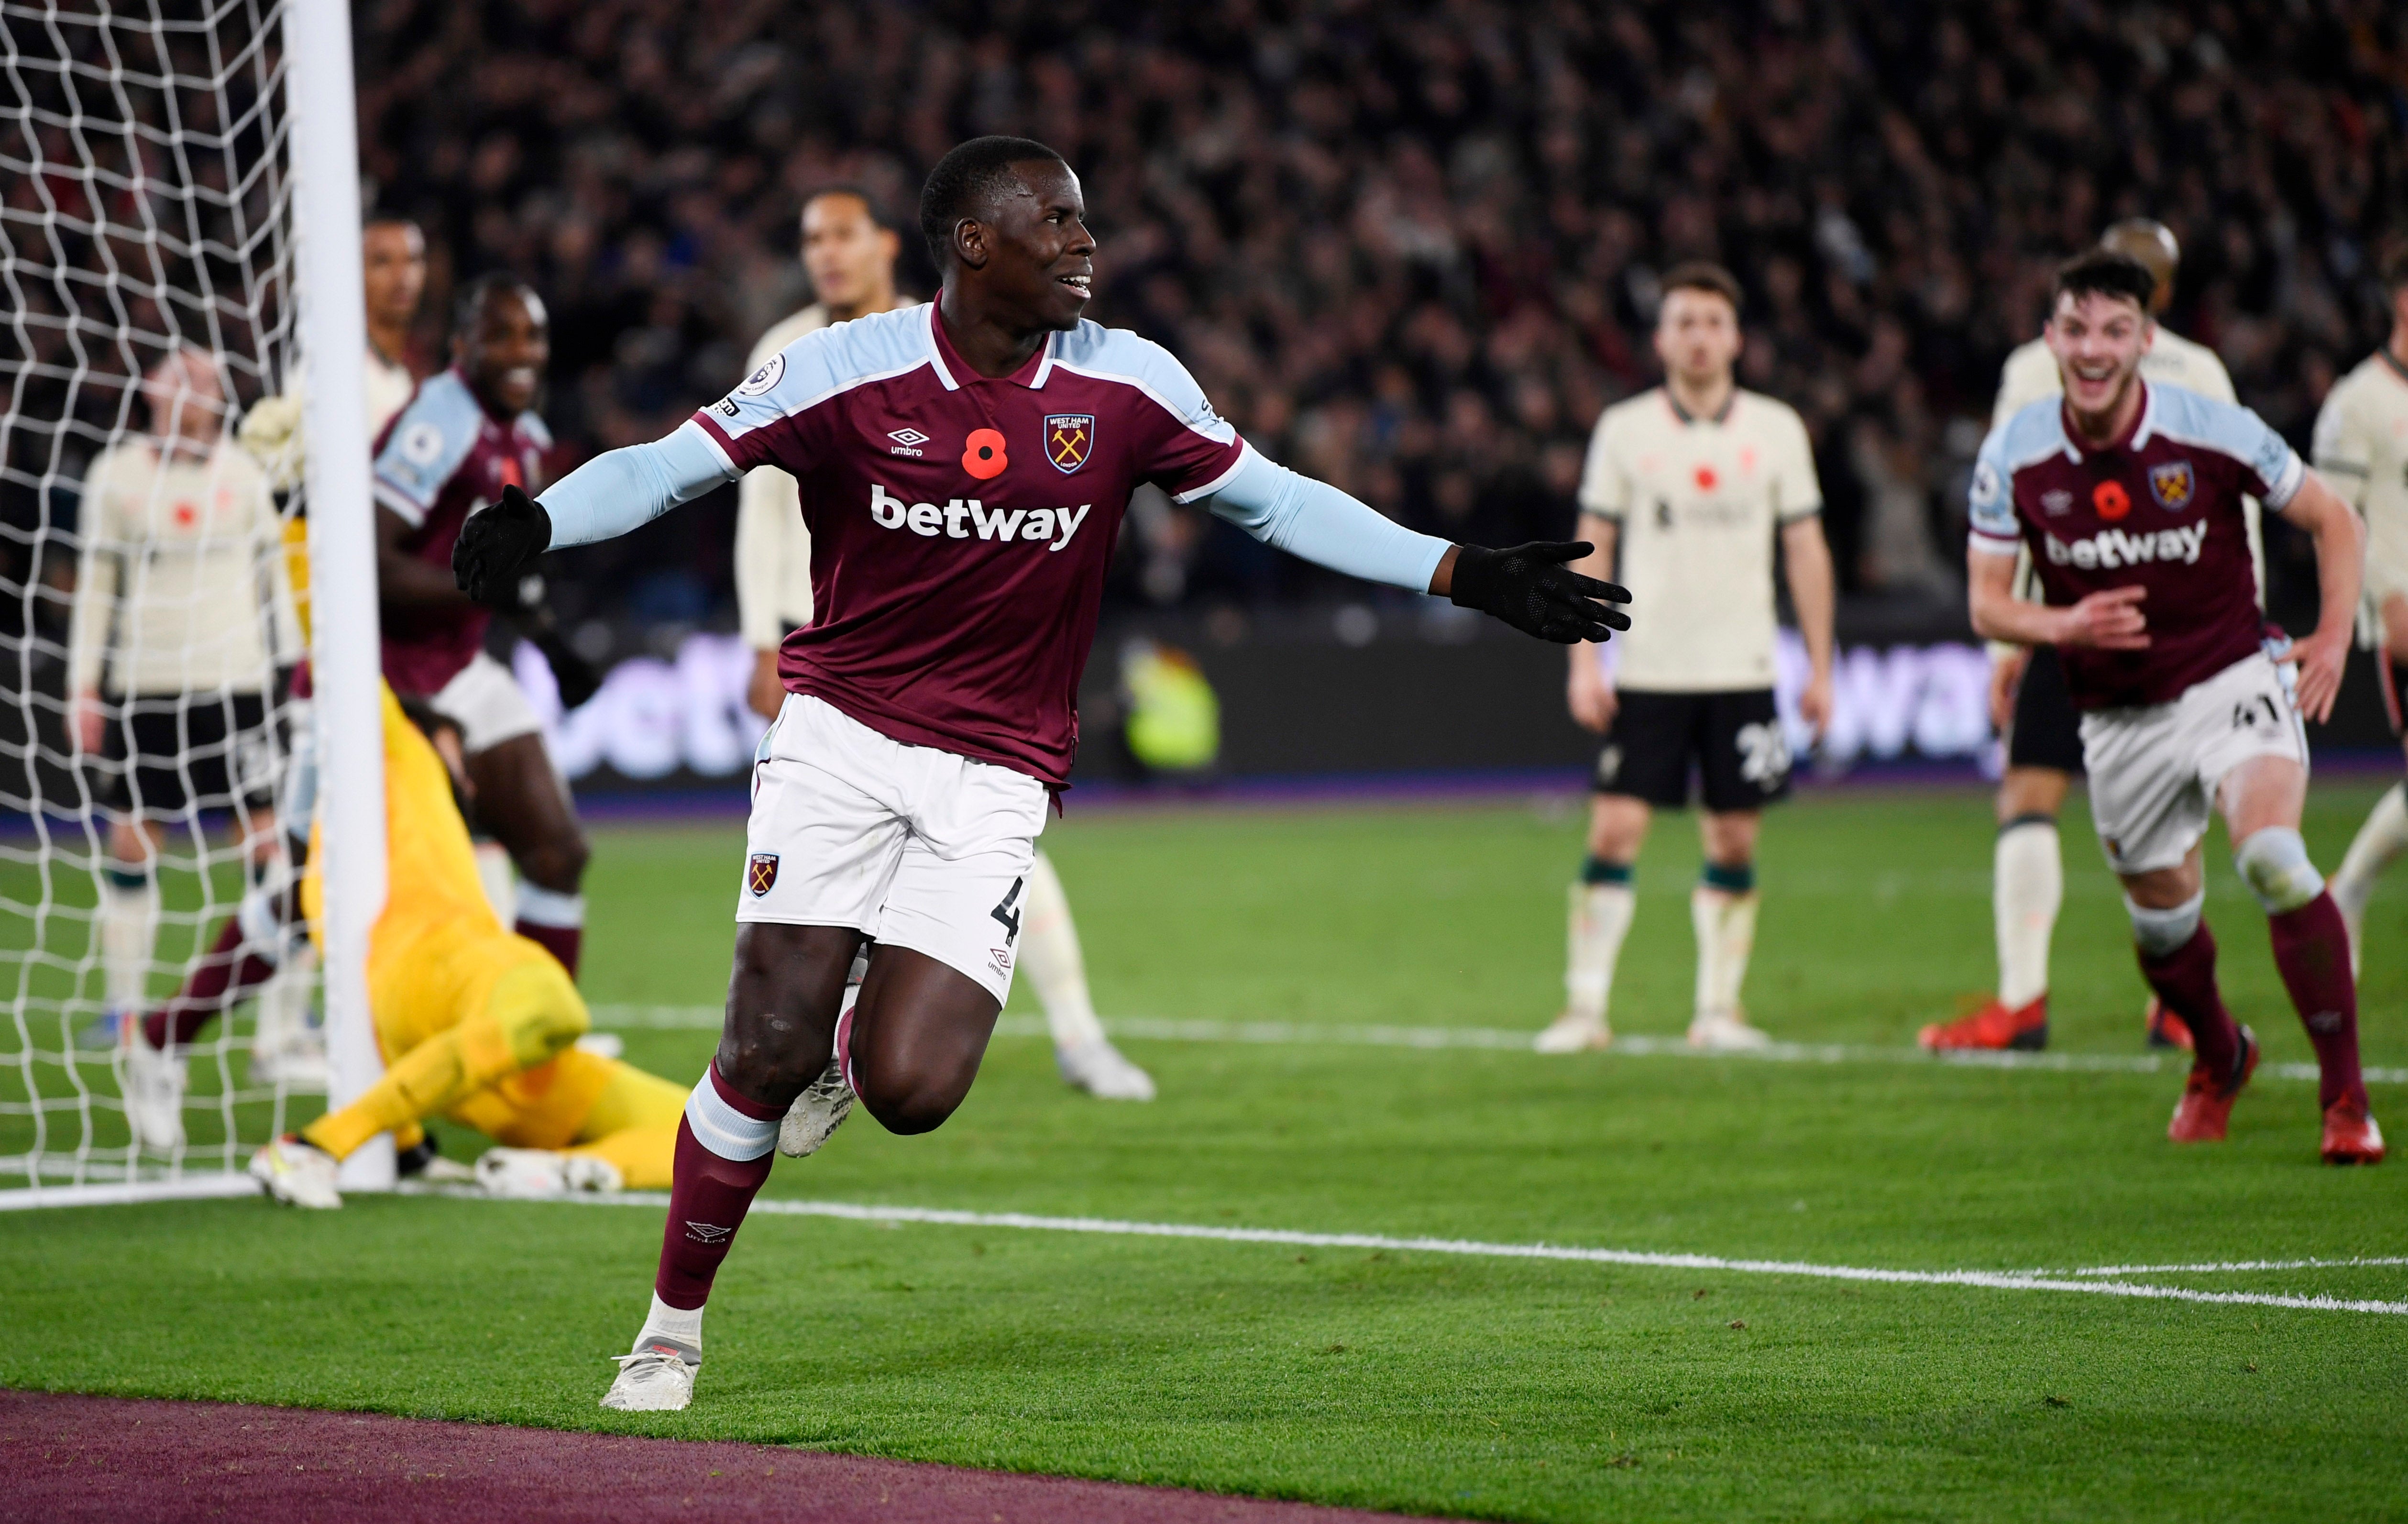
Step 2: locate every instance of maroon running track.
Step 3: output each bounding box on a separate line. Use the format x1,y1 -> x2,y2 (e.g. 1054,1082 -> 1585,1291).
0,1390 -> 1466,1524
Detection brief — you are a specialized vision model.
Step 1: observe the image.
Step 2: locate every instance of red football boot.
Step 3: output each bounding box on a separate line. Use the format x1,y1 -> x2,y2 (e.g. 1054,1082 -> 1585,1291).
2167,1027 -> 2258,1144
2321,1100 -> 2386,1166
1919,995 -> 2047,1052
2144,997 -> 2193,1051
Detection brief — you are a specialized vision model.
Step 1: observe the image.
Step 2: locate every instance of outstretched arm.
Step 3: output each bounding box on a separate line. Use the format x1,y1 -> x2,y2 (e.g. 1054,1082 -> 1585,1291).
455,422 -> 733,601
1203,451 -> 1627,643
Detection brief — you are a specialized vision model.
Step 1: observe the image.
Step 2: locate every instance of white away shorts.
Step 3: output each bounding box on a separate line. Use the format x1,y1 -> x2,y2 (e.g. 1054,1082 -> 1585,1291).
430,650 -> 543,755
2078,651 -> 2308,875
737,694 -> 1048,1005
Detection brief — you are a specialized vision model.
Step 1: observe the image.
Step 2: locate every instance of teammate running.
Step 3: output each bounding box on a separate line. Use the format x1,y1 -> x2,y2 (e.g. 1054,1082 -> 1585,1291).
1924,220 -> 2253,1052
373,275 -> 592,976
736,186 -> 1154,1101
1965,249 -> 2379,1165
451,135 -> 1628,1412
1537,262 -> 1835,1055
2317,249 -> 2408,964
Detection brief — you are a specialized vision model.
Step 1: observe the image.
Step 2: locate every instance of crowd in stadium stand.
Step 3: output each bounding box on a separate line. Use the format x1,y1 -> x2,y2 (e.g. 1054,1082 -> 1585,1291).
340,1 -> 2403,627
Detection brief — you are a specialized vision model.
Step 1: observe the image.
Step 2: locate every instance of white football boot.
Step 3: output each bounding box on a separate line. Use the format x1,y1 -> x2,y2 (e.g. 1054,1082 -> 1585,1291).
779,1057 -> 857,1158
1687,1010 -> 1772,1052
477,1148 -> 626,1196
248,1135 -> 342,1208
119,1029 -> 187,1152
601,1337 -> 697,1412
1533,1010 -> 1612,1053
1056,1037 -> 1156,1100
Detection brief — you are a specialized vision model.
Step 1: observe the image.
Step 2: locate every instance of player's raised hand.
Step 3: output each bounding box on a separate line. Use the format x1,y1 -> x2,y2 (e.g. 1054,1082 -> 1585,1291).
2060,585 -> 2149,650
2290,628 -> 2348,724
1446,542 -> 1631,645
453,483 -> 552,606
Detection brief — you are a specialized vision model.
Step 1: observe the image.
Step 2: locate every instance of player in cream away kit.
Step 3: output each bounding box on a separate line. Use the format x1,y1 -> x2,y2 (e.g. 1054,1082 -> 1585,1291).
1541,262 -> 1835,1055
1966,250 -> 2378,1166
1925,219 -> 2259,1053
2317,249 -> 2408,962
453,136 -> 1627,1411
736,186 -> 1155,1100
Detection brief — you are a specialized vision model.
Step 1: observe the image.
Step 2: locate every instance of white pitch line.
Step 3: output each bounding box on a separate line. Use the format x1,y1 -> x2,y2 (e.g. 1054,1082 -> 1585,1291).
586,1005 -> 2408,1086
2062,1255 -> 2408,1278
403,1187 -> 2408,1318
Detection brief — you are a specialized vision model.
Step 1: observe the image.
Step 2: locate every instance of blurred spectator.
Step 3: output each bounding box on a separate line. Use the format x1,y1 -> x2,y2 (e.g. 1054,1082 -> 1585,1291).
324,1 -> 2400,624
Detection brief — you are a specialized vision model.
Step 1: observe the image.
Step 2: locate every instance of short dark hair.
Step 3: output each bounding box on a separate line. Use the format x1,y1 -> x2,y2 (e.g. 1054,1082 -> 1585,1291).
2051,249 -> 2156,312
918,136 -> 1068,267
2381,245 -> 2408,296
801,185 -> 890,231
1659,261 -> 1743,316
453,271 -> 537,334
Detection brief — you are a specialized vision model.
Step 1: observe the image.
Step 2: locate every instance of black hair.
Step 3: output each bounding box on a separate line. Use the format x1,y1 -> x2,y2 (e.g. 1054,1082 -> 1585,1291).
2051,249 -> 2156,312
801,184 -> 890,231
363,210 -> 419,233
453,270 -> 538,335
917,136 -> 1068,267
2382,245 -> 2408,296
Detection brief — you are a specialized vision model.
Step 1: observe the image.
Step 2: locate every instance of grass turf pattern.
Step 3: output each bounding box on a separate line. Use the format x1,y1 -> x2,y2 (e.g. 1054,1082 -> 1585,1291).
8,785 -> 2407,1520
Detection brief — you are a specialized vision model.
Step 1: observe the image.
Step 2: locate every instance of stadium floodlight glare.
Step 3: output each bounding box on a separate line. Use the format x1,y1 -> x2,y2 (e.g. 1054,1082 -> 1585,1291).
0,0 -> 387,1201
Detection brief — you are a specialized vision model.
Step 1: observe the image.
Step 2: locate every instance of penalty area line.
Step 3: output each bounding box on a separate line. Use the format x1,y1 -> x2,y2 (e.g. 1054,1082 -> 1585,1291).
421,1186 -> 2408,1318
586,1006 -> 2408,1087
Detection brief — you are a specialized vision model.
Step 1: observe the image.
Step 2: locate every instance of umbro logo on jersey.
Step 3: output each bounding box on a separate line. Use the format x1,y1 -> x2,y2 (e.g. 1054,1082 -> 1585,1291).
888,428 -> 930,445
869,484 -> 1093,551
2042,521 -> 2208,570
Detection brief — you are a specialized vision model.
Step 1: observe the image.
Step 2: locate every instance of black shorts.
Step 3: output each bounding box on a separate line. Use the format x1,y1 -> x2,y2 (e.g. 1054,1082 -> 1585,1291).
2006,645 -> 2084,774
1594,688 -> 1791,812
98,692 -> 280,816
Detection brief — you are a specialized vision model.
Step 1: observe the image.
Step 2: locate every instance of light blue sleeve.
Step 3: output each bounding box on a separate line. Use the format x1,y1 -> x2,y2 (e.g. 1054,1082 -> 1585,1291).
535,420 -> 736,549
1965,427 -> 2022,554
1203,449 -> 1450,593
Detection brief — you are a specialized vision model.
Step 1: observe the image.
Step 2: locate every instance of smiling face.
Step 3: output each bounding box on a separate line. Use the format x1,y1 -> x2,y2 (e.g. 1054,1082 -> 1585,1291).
455,285 -> 549,417
951,159 -> 1094,332
2045,288 -> 2153,426
1653,287 -> 1741,392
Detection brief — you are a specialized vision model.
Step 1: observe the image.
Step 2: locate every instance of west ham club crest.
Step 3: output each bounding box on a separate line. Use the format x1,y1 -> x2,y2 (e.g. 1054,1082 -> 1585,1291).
1045,414 -> 1094,474
2149,459 -> 2195,511
747,853 -> 779,896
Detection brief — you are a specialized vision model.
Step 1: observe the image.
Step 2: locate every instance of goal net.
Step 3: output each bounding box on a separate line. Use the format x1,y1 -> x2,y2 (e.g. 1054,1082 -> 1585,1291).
1,0 -> 374,1195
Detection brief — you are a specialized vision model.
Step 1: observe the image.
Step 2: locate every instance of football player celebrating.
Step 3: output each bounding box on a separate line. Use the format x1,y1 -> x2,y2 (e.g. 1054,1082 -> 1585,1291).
736,187 -> 1154,1100
1539,262 -> 1836,1055
1966,250 -> 2378,1166
373,275 -> 593,976
2317,249 -> 2408,964
453,135 -> 1627,1412
1926,220 -> 2255,1053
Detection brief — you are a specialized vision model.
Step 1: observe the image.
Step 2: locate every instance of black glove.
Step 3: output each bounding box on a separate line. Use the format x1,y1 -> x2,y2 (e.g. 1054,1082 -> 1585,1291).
453,483 -> 551,605
1446,541 -> 1631,644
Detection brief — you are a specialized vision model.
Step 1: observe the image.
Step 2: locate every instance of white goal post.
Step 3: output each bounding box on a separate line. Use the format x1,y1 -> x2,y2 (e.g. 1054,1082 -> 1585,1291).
0,0 -> 386,1201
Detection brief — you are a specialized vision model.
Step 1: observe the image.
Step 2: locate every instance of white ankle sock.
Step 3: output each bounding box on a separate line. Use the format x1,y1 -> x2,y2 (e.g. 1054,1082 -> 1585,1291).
99,872 -> 156,1012
637,1292 -> 702,1356
2332,782 -> 2408,919
1691,887 -> 1758,1017
1020,851 -> 1105,1050
1994,818 -> 2061,1008
1566,880 -> 1635,1023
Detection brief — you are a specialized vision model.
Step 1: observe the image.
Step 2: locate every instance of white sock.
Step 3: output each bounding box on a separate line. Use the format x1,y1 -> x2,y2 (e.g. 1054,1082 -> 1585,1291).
473,841 -> 516,923
1021,851 -> 1106,1050
252,940 -> 319,1055
1565,877 -> 1636,1023
1691,885 -> 1759,1017
635,1292 -> 703,1359
1993,817 -> 2062,1008
2331,782 -> 2408,920
100,870 -> 156,1013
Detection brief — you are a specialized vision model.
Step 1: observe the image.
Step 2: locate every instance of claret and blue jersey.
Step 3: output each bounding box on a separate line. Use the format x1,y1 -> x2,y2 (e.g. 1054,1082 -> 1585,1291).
1968,381 -> 2306,712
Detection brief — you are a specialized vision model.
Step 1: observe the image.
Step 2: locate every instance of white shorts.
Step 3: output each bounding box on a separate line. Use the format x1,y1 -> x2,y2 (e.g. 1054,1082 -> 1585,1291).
431,650 -> 542,755
737,694 -> 1048,1005
2079,652 -> 2308,875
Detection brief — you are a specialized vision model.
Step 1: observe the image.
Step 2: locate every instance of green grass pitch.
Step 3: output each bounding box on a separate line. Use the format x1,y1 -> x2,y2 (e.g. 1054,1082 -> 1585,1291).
8,782 -> 2408,1521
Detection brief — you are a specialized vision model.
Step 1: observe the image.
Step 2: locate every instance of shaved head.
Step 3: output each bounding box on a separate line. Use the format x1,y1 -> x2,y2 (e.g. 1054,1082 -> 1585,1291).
2099,220 -> 2179,315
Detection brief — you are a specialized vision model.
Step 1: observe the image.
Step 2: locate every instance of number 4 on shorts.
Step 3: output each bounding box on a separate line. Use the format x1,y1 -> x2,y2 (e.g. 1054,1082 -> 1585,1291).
991,877 -> 1025,944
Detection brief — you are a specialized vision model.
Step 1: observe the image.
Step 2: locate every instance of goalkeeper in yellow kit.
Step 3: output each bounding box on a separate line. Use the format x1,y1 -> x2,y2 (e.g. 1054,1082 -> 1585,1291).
247,683 -> 682,1208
